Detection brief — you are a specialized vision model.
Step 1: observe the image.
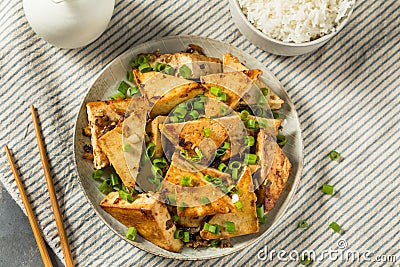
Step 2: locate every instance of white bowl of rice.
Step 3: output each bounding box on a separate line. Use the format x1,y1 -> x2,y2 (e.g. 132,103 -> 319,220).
229,0 -> 355,56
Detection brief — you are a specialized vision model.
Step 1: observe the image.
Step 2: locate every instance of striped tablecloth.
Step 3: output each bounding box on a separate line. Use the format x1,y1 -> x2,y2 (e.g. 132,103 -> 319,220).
0,1 -> 398,266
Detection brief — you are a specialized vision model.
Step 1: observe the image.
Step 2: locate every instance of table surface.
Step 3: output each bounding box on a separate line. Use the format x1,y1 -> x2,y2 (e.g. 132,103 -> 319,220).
0,183 -> 62,267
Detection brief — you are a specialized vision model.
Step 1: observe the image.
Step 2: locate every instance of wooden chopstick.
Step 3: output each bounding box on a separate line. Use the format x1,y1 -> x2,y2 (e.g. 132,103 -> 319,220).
30,105 -> 74,267
4,145 -> 54,267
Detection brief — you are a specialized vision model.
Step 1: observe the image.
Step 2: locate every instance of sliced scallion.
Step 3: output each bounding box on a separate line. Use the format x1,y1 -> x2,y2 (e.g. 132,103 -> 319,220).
246,118 -> 257,129
99,179 -> 112,194
110,91 -> 126,100
174,229 -> 183,239
91,169 -> 103,180
210,86 -> 222,97
168,194 -> 176,205
329,221 -> 341,233
146,142 -> 156,159
235,201 -> 243,209
178,202 -> 186,211
169,116 -> 179,123
119,190 -> 134,203
260,87 -> 269,96
189,110 -> 199,120
180,176 -> 192,186
173,106 -> 187,118
215,148 -> 226,157
173,215 -> 179,222
322,184 -> 334,195
204,127 -> 210,137
180,149 -> 189,159
218,105 -> 227,115
240,110 -> 250,121
220,141 -> 230,150
152,157 -> 167,168
122,143 -> 132,152
217,92 -> 227,102
126,227 -> 137,240
256,204 -> 264,219
277,134 -> 287,147
126,71 -> 134,82
110,173 -> 120,187
183,231 -> 190,242
245,136 -> 255,147
117,81 -> 130,95
204,174 -> 214,182
193,101 -> 204,111
329,150 -> 340,161
300,253 -> 312,265
273,112 -> 280,119
218,163 -> 227,172
225,221 -> 235,233
200,196 -> 210,204
244,154 -> 258,165
164,65 -> 175,75
139,62 -> 152,73
298,220 -> 309,229
195,94 -> 206,102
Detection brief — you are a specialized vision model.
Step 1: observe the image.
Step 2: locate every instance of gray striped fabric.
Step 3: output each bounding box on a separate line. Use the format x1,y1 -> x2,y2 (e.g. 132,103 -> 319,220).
0,0 -> 399,266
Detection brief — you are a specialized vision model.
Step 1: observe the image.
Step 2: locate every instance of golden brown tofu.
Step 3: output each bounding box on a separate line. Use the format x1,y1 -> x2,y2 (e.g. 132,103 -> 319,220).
145,116 -> 167,158
201,70 -> 262,110
200,167 -> 259,240
176,216 -> 205,228
100,191 -> 183,253
222,53 -> 284,110
86,99 -> 130,169
163,154 -> 236,217
132,71 -> 204,118
255,129 -> 292,212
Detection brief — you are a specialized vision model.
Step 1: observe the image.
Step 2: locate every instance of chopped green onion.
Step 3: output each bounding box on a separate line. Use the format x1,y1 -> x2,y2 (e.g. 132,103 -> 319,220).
127,85 -> 139,97
210,86 -> 222,97
203,222 -> 211,231
273,112 -> 281,119
110,91 -> 126,100
258,216 -> 266,224
151,166 -> 163,177
180,176 -> 192,186
204,174 -> 214,182
179,64 -> 192,78
217,92 -> 227,102
167,194 -> 176,205
245,136 -> 255,147
119,190 -> 134,203
99,179 -> 112,194
173,106 -> 187,118
277,134 -> 287,147
329,150 -> 340,161
322,184 -> 334,195
258,95 -> 267,105
256,204 -> 265,219
329,221 -> 341,233
208,224 -> 217,234
300,253 -> 312,265
231,168 -> 239,180
215,148 -> 226,157
139,62 -> 152,73
220,141 -> 230,150
117,81 -> 130,95
164,65 -> 175,75
229,161 -> 241,170
169,116 -> 179,123
174,229 -> 183,239
146,142 -> 156,159
246,118 -> 257,129
173,215 -> 179,222
131,58 -> 139,67
218,163 -> 227,172
153,62 -> 166,72
180,149 -> 189,159
189,110 -> 199,120
235,201 -> 243,209
193,101 -> 204,110
212,178 -> 222,186
122,143 -> 132,152
194,147 -> 203,159
200,196 -> 210,204
110,173 -> 120,187
137,55 -> 148,65
127,71 -> 134,82
210,239 -> 221,248
218,105 -> 227,115
225,221 -> 235,233
227,185 -> 239,194
152,157 -> 167,168
126,227 -> 137,240
183,231 -> 190,242
195,94 -> 206,102
204,127 -> 210,137
298,220 -> 309,229
240,110 -> 250,121
91,170 -> 103,180
178,102 -> 188,108
178,202 -> 186,211
244,154 -> 258,165
260,87 -> 269,96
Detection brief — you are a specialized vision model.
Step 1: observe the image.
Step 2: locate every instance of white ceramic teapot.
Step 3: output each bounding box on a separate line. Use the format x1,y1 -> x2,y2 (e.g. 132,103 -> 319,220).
23,0 -> 115,49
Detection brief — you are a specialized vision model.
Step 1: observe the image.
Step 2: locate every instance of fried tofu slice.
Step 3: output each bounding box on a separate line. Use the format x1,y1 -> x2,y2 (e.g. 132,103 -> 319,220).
148,52 -> 222,79
246,114 -> 282,136
98,126 -> 135,187
200,166 -> 259,240
163,154 -> 236,217
86,99 -> 130,169
145,116 -> 167,158
255,129 -> 292,213
100,191 -> 183,252
201,70 -> 262,110
177,216 -> 205,228
222,53 -> 284,110
132,71 -> 204,118
160,118 -> 228,162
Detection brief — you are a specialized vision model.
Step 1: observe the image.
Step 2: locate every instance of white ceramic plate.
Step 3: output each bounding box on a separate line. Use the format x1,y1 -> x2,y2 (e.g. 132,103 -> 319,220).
73,36 -> 303,260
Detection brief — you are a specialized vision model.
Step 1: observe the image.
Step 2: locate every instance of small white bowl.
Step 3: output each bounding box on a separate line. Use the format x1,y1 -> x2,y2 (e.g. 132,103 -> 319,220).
229,0 -> 355,56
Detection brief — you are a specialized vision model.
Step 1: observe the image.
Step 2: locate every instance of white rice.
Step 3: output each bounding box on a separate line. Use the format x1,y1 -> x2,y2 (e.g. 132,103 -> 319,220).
238,0 -> 354,43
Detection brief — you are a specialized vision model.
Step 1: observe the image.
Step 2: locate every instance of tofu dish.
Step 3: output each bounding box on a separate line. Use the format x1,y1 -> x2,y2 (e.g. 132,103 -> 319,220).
83,45 -> 291,253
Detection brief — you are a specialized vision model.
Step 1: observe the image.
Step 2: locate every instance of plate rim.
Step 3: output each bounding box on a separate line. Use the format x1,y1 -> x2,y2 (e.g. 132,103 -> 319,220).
72,35 -> 304,261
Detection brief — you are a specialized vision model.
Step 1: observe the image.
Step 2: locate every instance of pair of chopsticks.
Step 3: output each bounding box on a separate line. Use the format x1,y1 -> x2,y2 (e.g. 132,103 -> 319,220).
4,105 -> 74,267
